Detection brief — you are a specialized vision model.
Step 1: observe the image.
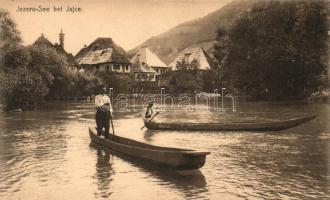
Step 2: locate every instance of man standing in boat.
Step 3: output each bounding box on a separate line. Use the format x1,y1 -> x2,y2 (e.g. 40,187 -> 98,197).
95,86 -> 113,138
145,101 -> 154,121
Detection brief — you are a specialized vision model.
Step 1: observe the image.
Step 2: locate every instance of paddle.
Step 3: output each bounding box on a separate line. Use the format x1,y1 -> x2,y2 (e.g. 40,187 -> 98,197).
141,112 -> 159,130
110,117 -> 115,135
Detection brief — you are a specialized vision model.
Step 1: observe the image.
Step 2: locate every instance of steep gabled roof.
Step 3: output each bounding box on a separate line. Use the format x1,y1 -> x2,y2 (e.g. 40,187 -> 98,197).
131,47 -> 168,68
77,48 -> 129,65
33,34 -> 77,66
75,37 -> 129,64
130,57 -> 156,73
169,47 -> 214,70
33,34 -> 54,48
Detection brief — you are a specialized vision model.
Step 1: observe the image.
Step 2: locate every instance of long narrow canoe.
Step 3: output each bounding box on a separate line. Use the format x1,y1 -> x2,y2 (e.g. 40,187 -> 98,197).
144,115 -> 316,131
89,128 -> 210,170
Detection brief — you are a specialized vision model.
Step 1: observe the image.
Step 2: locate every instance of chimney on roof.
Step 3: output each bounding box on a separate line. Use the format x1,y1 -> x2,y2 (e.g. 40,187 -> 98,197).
59,29 -> 64,48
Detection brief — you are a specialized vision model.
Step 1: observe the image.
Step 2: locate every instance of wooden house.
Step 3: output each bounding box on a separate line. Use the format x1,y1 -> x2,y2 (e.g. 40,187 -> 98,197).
131,47 -> 170,75
169,47 -> 214,71
75,38 -> 130,73
130,47 -> 170,82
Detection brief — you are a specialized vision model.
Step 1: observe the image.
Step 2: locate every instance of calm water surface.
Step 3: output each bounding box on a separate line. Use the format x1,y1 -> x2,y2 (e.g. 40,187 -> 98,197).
0,102 -> 329,200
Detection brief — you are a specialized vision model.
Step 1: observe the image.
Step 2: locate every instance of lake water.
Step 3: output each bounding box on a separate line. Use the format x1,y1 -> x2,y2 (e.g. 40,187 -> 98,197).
0,102 -> 329,199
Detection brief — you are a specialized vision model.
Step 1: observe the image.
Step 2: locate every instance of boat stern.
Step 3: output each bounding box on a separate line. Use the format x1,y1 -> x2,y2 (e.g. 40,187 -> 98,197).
177,151 -> 210,170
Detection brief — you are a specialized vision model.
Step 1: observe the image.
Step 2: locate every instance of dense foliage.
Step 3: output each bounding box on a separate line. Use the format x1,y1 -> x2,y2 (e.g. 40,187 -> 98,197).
165,60 -> 204,94
1,67 -> 49,110
70,72 -> 103,98
1,44 -> 106,110
0,8 -> 21,62
97,72 -> 133,94
0,9 -> 103,110
215,0 -> 328,100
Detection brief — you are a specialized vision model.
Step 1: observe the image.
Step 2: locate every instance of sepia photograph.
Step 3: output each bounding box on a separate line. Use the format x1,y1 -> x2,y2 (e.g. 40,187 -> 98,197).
0,0 -> 329,199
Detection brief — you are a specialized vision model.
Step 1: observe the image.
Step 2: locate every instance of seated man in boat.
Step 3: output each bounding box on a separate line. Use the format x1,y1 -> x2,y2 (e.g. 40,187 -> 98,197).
145,101 -> 154,121
95,86 -> 113,138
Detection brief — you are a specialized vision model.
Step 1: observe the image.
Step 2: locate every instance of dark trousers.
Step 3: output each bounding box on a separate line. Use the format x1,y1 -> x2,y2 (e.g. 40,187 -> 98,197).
95,108 -> 111,138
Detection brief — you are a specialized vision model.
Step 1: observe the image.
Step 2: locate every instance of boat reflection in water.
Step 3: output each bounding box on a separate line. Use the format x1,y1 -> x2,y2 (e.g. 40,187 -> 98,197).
90,143 -> 207,199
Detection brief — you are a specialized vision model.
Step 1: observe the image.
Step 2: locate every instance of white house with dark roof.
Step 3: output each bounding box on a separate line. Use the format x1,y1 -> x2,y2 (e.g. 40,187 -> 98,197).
75,38 -> 131,73
130,47 -> 170,81
131,47 -> 170,75
169,47 -> 214,71
130,58 -> 156,82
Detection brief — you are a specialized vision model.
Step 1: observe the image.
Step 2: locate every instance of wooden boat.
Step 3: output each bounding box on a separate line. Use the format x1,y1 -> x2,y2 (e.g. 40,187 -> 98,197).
89,128 -> 210,170
144,115 -> 316,131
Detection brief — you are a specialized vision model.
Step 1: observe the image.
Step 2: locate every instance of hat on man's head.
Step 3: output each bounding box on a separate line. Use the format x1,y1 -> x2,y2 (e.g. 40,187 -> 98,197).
147,101 -> 154,107
99,84 -> 107,93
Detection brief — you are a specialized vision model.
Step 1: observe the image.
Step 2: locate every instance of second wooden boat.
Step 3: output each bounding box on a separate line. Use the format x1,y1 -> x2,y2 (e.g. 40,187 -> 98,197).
144,115 -> 316,131
89,128 -> 210,170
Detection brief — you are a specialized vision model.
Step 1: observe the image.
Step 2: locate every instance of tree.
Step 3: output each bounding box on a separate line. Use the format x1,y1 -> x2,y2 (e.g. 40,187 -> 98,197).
27,45 -> 75,99
214,27 -> 228,67
0,67 -> 49,110
1,40 -> 82,109
97,72 -> 133,94
0,9 -> 21,68
216,0 -> 328,100
168,60 -> 203,94
71,72 -> 103,98
3,45 -> 75,98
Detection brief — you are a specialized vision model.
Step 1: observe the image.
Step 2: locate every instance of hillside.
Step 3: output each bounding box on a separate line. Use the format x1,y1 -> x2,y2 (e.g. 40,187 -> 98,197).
129,0 -> 256,64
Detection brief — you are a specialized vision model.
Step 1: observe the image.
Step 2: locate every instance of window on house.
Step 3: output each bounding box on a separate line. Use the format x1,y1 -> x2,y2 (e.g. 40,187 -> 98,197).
184,53 -> 191,62
113,65 -> 120,71
126,65 -> 129,71
96,65 -> 100,71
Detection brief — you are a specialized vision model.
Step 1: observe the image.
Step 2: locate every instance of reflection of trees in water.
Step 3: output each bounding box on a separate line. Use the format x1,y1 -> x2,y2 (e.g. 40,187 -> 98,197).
94,148 -> 115,198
